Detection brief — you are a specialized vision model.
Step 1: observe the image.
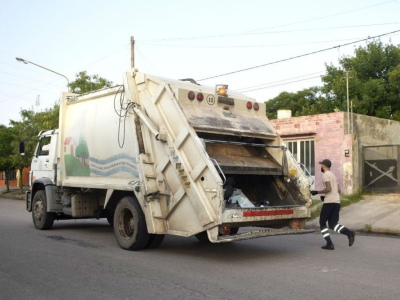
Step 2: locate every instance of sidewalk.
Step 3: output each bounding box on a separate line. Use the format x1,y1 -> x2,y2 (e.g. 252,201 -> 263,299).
0,186 -> 27,200
307,194 -> 400,235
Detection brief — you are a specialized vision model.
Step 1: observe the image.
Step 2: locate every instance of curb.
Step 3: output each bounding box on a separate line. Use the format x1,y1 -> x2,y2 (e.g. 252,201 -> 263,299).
0,188 -> 27,201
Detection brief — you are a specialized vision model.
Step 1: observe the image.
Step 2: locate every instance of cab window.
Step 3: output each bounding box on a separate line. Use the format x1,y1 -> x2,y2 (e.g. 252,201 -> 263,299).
37,136 -> 51,156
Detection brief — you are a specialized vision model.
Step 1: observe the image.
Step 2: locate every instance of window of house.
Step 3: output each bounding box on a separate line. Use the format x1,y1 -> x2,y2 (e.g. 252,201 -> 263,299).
9,170 -> 16,180
1,171 -> 16,181
284,139 -> 315,176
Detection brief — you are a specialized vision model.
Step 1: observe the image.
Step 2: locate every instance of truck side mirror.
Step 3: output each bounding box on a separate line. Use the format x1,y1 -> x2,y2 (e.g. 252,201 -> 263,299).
19,141 -> 25,156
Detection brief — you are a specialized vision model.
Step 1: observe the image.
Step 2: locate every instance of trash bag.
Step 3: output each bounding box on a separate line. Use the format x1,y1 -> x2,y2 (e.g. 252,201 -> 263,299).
228,189 -> 255,208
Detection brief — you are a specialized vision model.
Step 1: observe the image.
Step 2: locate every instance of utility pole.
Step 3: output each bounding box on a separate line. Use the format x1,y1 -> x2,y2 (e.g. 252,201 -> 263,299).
344,71 -> 353,134
130,36 -> 135,69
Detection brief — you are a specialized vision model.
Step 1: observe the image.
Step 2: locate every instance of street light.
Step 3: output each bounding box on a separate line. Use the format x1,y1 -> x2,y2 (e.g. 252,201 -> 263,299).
15,57 -> 70,92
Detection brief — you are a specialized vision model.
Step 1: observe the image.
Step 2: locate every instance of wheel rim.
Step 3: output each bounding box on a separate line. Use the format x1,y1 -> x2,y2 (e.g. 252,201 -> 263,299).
118,208 -> 136,240
33,200 -> 44,221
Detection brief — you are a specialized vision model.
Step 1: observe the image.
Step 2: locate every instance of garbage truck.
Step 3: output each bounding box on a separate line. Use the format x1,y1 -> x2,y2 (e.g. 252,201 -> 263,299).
22,70 -> 314,250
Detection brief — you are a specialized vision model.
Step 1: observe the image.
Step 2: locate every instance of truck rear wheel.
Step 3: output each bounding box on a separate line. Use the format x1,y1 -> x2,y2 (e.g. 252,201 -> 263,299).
32,190 -> 55,230
195,231 -> 210,243
113,196 -> 150,250
146,234 -> 165,249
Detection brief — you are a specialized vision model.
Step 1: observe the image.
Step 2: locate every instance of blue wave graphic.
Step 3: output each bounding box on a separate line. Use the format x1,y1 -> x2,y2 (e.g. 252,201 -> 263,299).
89,153 -> 138,177
90,166 -> 139,177
89,153 -> 138,165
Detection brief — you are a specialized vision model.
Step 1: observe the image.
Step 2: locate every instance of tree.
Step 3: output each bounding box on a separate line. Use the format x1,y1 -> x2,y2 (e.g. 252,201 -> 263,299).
9,103 -> 60,191
75,135 -> 89,166
321,40 -> 400,120
0,125 -> 14,192
265,87 -> 336,119
69,71 -> 113,94
266,40 -> 400,120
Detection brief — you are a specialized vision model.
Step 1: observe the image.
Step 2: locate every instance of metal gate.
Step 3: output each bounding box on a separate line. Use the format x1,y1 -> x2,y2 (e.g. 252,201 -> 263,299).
363,145 -> 400,193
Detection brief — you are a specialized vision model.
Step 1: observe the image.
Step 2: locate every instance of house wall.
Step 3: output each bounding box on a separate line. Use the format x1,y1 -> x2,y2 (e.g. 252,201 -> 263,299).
270,112 -> 354,194
352,113 -> 400,145
270,111 -> 400,194
0,167 -> 30,187
352,114 -> 400,192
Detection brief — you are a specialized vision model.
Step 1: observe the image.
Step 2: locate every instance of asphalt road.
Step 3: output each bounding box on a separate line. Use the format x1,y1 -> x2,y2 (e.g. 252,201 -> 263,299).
1,198 -> 399,300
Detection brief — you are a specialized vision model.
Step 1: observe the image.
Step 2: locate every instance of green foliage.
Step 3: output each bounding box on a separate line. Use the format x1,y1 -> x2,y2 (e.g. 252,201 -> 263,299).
9,103 -> 60,169
0,125 -> 14,191
364,224 -> 372,233
340,190 -> 364,208
69,71 -> 113,94
266,40 -> 400,120
265,87 -> 337,119
322,40 -> 400,120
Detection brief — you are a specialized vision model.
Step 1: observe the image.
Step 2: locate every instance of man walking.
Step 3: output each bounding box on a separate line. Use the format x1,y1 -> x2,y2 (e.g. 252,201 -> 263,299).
311,159 -> 356,250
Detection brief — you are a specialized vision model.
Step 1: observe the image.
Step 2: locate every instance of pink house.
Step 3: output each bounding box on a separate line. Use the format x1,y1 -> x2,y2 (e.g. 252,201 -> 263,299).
64,137 -> 77,156
270,111 -> 400,194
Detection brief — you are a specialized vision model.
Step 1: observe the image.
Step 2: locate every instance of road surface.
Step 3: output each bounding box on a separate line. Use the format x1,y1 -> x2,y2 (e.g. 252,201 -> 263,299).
1,198 -> 399,300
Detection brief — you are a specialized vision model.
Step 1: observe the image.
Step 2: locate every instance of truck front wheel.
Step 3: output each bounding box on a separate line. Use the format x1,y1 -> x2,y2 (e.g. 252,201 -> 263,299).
113,196 -> 150,250
32,190 -> 55,230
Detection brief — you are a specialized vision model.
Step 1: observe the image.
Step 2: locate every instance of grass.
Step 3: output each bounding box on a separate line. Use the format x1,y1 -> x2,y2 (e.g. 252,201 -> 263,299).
340,190 -> 364,208
364,224 -> 372,233
307,190 -> 364,221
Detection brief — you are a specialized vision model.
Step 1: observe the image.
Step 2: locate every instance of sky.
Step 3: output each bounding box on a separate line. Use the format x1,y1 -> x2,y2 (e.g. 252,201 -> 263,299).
0,0 -> 399,126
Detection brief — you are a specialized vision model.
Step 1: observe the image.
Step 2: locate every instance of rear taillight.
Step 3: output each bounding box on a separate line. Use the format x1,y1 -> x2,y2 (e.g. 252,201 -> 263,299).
188,91 -> 205,101
188,91 -> 195,100
247,101 -> 260,111
220,225 -> 231,235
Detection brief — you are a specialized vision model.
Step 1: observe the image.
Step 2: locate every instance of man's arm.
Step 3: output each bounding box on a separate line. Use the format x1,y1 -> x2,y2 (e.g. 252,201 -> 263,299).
313,181 -> 332,194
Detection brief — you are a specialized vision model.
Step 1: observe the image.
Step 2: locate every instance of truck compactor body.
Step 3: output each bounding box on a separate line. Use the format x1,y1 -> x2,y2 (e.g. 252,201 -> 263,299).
24,71 -> 313,250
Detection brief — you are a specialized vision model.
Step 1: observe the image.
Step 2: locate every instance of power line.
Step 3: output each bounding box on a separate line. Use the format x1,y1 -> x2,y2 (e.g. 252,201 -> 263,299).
141,22 -> 400,44
246,0 -> 397,33
240,76 -> 323,93
237,71 -> 325,92
140,32 -> 400,49
196,29 -> 400,81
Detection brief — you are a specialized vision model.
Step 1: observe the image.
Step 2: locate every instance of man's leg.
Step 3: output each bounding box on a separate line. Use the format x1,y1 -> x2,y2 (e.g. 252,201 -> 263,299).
319,204 -> 334,250
328,204 -> 356,247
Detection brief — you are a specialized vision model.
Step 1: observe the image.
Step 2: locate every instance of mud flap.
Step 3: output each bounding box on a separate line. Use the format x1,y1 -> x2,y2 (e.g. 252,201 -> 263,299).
26,191 -> 32,212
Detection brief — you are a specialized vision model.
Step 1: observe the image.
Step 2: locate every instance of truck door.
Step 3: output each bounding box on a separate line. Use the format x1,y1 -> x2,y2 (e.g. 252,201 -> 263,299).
31,134 -> 57,183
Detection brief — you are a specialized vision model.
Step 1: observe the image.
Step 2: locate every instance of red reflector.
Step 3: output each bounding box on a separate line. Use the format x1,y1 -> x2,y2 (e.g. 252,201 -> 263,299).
188,91 -> 195,100
253,102 -> 260,111
246,101 -> 252,109
243,209 -> 294,217
197,93 -> 204,101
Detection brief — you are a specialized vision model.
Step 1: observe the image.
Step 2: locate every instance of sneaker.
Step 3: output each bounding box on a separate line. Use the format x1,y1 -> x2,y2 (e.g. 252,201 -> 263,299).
321,244 -> 334,250
348,231 -> 356,247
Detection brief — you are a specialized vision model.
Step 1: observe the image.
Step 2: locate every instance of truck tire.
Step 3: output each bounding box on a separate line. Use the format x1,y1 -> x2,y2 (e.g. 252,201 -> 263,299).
195,231 -> 210,243
146,234 -> 165,249
106,213 -> 114,227
113,196 -> 150,250
32,190 -> 55,230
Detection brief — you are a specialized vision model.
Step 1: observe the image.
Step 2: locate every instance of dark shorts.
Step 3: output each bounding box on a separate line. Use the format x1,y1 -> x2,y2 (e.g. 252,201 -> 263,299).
319,203 -> 341,229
